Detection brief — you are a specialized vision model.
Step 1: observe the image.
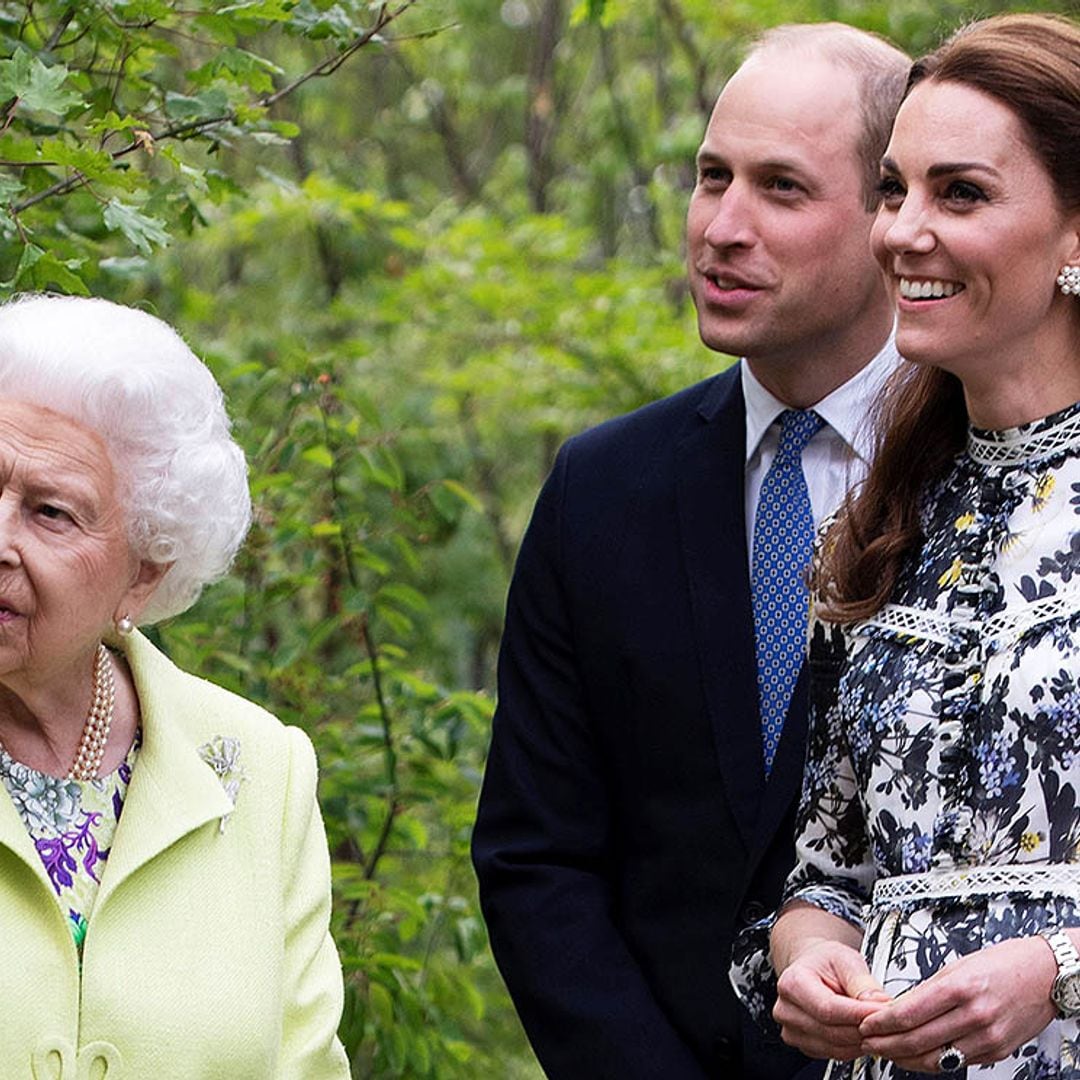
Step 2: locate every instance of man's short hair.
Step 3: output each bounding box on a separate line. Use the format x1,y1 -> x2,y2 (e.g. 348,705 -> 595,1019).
747,23 -> 911,210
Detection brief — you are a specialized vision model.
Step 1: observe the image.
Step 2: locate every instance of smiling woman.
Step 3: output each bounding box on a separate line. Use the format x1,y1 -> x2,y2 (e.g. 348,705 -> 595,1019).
730,13 -> 1080,1080
0,295 -> 349,1079
870,79 -> 1080,422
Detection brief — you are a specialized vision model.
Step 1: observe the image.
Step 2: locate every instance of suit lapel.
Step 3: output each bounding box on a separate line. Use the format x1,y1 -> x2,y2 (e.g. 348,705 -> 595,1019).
675,370 -> 764,849
94,633 -> 233,911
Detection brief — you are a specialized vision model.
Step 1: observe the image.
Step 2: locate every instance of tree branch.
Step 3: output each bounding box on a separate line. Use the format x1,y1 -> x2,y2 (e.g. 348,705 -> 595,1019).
656,0 -> 712,121
44,6 -> 77,52
525,0 -> 563,213
457,394 -> 516,577
358,611 -> 399,882
12,0 -> 417,215
388,48 -> 483,205
313,398 -> 401,902
597,24 -> 663,252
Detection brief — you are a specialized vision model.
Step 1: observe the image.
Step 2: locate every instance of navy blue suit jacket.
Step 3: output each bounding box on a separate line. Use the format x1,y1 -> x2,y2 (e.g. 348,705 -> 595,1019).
472,368 -> 824,1079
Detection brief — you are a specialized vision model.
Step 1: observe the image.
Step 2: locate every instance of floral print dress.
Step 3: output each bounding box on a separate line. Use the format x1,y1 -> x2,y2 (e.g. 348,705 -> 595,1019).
731,402 -> 1080,1079
0,733 -> 139,954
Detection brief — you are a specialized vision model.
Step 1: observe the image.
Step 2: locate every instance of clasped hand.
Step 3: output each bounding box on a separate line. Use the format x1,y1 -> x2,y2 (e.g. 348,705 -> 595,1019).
774,936 -> 1057,1070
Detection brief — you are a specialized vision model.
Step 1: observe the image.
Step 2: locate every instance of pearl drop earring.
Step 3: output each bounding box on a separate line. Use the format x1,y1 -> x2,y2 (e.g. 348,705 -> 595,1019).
1057,265 -> 1080,296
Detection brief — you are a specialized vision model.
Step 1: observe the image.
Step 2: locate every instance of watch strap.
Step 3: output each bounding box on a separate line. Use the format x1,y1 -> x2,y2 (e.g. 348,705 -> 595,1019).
1038,928 -> 1080,1018
1039,928 -> 1080,970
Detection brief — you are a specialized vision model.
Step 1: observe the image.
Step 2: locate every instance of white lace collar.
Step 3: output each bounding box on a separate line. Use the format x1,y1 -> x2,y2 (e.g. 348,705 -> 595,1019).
967,401 -> 1080,466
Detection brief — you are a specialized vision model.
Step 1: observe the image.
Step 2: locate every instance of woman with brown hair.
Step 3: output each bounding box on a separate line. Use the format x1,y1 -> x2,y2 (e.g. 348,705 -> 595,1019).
732,13 -> 1080,1078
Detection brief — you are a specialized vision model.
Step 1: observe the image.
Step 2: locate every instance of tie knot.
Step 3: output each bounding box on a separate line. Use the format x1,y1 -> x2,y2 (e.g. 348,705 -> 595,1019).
776,409 -> 824,458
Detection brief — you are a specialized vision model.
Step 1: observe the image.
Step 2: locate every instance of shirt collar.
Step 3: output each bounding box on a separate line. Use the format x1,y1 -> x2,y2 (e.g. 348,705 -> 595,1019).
741,333 -> 900,464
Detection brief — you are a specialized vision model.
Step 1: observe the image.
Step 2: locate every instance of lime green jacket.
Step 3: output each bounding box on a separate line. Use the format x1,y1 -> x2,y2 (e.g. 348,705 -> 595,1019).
0,632 -> 350,1079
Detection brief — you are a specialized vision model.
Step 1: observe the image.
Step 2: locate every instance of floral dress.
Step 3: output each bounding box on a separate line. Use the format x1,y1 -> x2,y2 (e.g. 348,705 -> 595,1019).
0,733 -> 139,954
731,402 -> 1080,1079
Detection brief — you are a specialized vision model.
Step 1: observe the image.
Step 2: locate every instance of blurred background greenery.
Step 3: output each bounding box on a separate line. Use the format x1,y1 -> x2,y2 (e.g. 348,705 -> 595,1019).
0,0 -> 1065,1073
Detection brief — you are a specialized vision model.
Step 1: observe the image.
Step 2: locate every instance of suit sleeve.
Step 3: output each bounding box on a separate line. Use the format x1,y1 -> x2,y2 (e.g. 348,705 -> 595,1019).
472,446 -> 711,1079
279,726 -> 351,1079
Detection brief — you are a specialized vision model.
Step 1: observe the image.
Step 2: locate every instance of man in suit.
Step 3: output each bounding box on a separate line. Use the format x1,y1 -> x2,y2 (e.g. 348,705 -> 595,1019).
472,23 -> 910,1080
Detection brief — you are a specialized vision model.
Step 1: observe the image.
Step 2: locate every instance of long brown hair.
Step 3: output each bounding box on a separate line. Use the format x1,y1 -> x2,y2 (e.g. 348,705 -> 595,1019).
816,13 -> 1080,622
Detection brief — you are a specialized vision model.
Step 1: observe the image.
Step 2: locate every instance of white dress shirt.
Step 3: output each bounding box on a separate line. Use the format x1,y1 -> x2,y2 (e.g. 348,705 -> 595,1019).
742,336 -> 901,560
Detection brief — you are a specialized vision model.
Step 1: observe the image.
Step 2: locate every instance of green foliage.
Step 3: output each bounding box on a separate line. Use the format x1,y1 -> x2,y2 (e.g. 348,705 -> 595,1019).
0,1 -> 416,293
3,0 -> 1064,1074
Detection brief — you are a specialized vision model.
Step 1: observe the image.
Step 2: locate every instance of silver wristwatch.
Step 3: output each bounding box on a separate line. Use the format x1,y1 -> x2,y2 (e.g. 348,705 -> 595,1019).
1038,928 -> 1080,1019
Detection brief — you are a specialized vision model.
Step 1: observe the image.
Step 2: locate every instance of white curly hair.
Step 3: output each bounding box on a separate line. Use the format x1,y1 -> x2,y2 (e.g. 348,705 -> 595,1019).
0,294 -> 251,624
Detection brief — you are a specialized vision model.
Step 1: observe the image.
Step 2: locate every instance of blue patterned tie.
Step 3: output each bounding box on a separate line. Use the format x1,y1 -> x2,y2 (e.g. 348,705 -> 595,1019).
752,409 -> 824,775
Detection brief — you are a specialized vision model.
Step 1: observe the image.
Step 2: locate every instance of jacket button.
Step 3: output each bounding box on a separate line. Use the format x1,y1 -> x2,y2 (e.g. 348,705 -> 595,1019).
79,1041 -> 123,1076
32,1038 -> 74,1079
713,1036 -> 734,1062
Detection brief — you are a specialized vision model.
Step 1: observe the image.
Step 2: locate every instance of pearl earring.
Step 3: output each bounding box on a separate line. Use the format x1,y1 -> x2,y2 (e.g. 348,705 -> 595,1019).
1058,265 -> 1080,296
116,615 -> 134,636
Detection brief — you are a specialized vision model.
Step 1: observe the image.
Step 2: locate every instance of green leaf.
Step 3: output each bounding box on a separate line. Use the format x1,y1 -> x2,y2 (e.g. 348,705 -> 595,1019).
84,111 -> 150,137
98,256 -> 149,280
443,1040 -> 474,1064
4,241 -> 41,286
455,960 -> 487,1017
188,47 -> 284,94
302,444 -> 335,469
4,244 -> 88,295
102,200 -> 171,255
39,139 -> 114,180
0,173 -> 24,202
368,981 -> 394,1029
164,88 -> 230,121
394,815 -> 429,851
215,0 -> 296,19
249,130 -> 291,146
110,0 -> 173,19
383,1025 -> 406,1072
0,135 -> 40,163
570,0 -> 610,26
287,3 -> 362,41
408,1036 -> 432,1075
268,119 -> 301,138
205,171 -> 245,202
370,951 -> 422,972
0,52 -> 84,115
440,478 -> 483,512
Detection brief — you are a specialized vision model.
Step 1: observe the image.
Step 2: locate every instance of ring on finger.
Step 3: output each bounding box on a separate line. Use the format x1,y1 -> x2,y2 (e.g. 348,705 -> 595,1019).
937,1044 -> 966,1072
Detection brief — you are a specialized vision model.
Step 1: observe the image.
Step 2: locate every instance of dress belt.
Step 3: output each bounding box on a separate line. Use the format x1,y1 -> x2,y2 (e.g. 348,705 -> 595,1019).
839,864 -> 1080,1080
871,864 -> 1080,908
863,864 -> 1080,1002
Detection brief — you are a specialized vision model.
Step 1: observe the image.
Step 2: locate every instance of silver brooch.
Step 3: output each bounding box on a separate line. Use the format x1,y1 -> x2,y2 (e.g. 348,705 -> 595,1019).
198,735 -> 247,833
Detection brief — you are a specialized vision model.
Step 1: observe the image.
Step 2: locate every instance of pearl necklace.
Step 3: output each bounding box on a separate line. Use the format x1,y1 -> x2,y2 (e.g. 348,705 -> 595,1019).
66,644 -> 115,781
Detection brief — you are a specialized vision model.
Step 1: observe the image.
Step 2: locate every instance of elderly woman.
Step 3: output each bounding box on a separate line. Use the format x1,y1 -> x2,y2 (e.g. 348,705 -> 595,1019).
0,295 -> 349,1077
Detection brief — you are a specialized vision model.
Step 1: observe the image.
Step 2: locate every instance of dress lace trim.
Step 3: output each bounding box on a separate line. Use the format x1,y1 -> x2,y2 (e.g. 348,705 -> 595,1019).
872,864 -> 1080,907
968,401 -> 1080,466
855,604 -> 956,646
858,586 -> 1080,650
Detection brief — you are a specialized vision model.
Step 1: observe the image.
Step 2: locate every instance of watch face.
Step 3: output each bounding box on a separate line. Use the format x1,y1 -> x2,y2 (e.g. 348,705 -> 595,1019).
1054,974 -> 1080,1017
